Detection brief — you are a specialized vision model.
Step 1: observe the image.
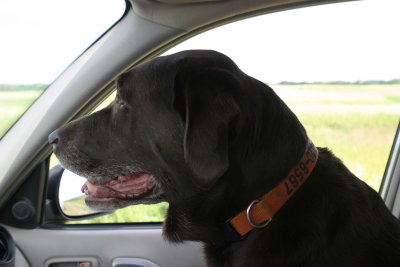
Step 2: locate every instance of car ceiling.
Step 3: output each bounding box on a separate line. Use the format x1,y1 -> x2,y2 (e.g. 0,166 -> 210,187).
131,0 -> 354,30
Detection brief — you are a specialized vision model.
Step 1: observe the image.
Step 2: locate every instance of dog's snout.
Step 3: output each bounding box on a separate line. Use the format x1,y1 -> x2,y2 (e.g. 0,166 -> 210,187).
48,130 -> 60,146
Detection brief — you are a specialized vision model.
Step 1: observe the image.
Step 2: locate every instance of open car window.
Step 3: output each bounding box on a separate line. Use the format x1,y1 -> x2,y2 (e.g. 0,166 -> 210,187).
0,0 -> 126,139
56,0 -> 400,224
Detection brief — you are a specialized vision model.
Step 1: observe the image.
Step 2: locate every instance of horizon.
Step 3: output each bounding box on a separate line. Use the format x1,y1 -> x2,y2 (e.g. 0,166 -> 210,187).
1,79 -> 400,88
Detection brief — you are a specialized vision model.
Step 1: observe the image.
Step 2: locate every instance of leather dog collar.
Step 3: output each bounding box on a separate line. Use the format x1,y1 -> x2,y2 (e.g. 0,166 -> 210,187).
213,140 -> 318,248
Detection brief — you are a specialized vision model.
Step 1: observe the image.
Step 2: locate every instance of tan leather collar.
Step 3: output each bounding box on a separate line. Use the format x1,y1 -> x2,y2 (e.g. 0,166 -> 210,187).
228,140 -> 319,236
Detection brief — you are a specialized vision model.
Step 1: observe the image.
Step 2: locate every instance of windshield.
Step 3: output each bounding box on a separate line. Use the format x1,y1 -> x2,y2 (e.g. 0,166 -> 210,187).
0,0 -> 126,138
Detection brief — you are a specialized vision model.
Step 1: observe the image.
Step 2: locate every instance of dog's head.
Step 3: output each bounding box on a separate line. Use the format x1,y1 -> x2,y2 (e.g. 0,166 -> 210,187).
49,50 -> 307,243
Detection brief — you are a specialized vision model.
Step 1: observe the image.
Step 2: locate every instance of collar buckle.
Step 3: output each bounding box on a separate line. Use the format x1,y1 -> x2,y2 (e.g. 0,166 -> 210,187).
246,200 -> 273,228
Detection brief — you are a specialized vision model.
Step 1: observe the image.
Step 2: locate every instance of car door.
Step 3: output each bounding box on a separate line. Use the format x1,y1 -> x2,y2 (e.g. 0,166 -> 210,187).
1,0 -> 399,266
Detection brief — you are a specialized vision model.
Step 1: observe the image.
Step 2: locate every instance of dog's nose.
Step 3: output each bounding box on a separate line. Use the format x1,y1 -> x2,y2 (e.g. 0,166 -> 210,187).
48,130 -> 60,147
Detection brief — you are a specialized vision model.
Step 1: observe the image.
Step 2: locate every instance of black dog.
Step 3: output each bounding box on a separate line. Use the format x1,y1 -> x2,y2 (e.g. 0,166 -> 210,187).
49,50 -> 400,266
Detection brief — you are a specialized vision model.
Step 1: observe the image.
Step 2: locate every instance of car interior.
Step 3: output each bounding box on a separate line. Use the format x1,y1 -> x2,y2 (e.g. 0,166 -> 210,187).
0,0 -> 399,266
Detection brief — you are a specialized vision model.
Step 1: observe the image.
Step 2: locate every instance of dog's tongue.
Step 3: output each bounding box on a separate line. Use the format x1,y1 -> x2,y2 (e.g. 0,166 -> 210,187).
81,173 -> 155,199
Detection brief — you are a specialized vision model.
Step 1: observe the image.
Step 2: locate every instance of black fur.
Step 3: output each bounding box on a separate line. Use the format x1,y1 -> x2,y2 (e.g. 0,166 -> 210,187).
50,50 -> 400,266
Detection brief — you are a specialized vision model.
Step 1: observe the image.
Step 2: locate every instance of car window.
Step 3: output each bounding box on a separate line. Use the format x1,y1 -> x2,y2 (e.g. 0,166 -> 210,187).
58,0 -> 400,224
165,0 -> 399,192
0,0 -> 126,138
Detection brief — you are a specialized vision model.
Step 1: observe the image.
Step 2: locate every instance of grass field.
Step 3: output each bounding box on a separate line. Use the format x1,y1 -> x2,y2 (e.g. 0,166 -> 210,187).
272,84 -> 400,190
0,90 -> 43,136
1,83 -> 399,224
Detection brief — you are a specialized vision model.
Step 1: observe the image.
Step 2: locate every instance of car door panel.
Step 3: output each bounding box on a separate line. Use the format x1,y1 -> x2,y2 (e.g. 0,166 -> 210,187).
5,226 -> 205,267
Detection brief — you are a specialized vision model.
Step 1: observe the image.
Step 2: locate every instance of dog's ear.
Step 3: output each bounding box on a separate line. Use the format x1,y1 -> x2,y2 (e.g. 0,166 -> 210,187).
174,68 -> 240,189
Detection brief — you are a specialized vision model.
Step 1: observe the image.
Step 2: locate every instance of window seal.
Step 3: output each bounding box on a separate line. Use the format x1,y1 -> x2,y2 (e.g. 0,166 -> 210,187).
380,121 -> 400,217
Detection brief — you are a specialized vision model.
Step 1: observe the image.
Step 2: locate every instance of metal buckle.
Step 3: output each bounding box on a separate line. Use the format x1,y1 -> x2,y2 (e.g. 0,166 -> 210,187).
246,200 -> 272,228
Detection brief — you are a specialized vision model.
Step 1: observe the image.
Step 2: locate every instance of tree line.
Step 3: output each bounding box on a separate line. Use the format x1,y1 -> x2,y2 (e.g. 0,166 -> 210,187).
1,79 -> 399,91
0,84 -> 48,91
279,79 -> 400,85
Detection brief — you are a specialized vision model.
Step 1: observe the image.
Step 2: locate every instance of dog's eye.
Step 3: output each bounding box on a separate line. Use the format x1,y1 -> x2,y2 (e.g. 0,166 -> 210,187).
119,102 -> 128,112
115,98 -> 129,112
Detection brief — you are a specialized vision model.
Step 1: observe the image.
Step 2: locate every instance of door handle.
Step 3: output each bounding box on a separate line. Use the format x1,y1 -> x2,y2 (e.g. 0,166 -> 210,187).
45,257 -> 99,267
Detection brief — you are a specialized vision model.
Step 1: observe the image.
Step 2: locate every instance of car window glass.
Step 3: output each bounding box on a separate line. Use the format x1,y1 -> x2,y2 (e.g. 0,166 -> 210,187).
0,0 -> 126,138
58,0 -> 400,224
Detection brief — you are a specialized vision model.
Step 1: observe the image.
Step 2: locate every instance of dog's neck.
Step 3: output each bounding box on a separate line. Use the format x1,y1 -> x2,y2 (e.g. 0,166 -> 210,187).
211,140 -> 319,249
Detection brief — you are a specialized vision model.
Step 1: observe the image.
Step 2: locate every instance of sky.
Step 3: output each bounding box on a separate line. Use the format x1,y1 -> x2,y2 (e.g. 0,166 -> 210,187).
0,0 -> 399,85
0,0 -> 126,85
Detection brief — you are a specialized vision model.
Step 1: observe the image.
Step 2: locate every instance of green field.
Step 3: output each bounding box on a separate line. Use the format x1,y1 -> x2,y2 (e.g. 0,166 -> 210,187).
0,89 -> 43,136
1,83 -> 399,224
272,84 -> 400,190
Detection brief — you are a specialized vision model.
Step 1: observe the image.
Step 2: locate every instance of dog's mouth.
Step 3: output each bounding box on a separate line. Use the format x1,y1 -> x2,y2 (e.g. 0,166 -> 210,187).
81,172 -> 161,210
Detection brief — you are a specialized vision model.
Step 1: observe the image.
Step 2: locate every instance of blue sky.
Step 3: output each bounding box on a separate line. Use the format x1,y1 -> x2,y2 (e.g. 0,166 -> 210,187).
1,0 -> 399,84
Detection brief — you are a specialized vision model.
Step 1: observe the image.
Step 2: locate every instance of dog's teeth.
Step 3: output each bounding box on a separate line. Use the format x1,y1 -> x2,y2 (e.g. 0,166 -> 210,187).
86,181 -> 97,192
84,189 -> 89,195
109,179 -> 118,186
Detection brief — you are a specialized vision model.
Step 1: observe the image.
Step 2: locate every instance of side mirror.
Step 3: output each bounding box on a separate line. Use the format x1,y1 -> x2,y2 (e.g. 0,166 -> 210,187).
58,168 -> 99,217
46,165 -> 103,222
